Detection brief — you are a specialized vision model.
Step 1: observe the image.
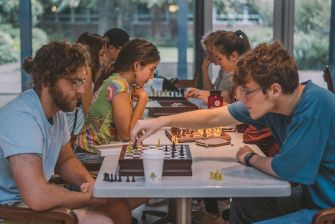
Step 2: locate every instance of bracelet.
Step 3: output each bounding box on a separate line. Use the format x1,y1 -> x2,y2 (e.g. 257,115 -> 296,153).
244,152 -> 257,167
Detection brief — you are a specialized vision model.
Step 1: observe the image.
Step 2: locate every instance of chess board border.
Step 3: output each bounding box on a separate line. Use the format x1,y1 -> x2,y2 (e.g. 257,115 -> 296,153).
118,144 -> 193,176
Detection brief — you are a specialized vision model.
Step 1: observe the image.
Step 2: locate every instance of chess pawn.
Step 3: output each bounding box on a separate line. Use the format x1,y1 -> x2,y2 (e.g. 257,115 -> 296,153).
127,141 -> 132,154
137,144 -> 142,152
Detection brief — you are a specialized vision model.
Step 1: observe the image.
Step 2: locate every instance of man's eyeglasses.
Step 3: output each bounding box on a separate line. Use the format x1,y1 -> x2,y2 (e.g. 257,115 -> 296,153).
236,86 -> 262,100
65,78 -> 87,89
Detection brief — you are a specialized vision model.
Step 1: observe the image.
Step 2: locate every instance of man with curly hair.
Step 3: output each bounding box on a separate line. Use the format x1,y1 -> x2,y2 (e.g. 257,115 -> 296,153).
0,41 -> 143,224
131,41 -> 335,223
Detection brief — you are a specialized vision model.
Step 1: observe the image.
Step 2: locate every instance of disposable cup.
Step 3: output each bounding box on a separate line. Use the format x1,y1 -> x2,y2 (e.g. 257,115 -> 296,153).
142,149 -> 165,183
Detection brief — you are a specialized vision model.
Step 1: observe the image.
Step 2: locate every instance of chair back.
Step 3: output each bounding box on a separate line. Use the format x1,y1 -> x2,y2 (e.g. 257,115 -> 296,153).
0,204 -> 78,224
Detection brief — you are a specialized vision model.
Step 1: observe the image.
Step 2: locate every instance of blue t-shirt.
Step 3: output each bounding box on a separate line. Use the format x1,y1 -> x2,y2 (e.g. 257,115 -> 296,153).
228,81 -> 335,209
0,89 -> 70,204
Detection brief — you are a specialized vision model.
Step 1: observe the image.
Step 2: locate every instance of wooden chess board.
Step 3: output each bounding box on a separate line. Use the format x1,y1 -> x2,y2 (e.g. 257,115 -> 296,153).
148,97 -> 199,117
118,144 -> 192,176
165,127 -> 233,143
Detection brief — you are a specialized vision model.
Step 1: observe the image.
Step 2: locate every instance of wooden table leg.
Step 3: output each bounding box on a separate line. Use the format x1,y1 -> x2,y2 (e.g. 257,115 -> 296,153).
175,198 -> 192,224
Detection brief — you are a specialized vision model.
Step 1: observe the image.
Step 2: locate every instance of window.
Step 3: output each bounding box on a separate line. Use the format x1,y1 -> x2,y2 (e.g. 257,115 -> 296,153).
209,0 -> 274,83
0,1 -> 22,107
294,0 -> 331,87
35,0 -> 194,80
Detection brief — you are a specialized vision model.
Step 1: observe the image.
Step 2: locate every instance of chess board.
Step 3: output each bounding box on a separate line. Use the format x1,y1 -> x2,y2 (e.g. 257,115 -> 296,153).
149,107 -> 198,117
148,97 -> 199,117
119,144 -> 192,176
165,127 -> 233,143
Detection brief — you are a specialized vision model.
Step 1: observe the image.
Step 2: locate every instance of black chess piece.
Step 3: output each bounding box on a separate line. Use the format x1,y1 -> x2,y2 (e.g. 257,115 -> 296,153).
132,176 -> 136,182
103,172 -> 109,181
110,173 -> 114,182
126,176 -> 130,182
114,174 -> 117,181
165,145 -> 168,152
118,175 -> 122,182
133,139 -> 138,149
203,129 -> 207,137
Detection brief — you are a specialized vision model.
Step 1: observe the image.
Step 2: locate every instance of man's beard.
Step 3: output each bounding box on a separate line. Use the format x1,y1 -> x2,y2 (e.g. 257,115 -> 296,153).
49,83 -> 78,112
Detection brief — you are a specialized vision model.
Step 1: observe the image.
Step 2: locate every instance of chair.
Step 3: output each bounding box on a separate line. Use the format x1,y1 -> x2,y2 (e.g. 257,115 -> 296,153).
313,208 -> 335,224
0,175 -> 80,223
0,204 -> 78,224
323,65 -> 334,93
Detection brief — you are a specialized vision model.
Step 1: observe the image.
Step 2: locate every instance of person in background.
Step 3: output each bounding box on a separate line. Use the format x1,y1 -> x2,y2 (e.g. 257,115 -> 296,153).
94,28 -> 130,93
185,30 -> 250,104
66,32 -> 107,140
77,39 -> 160,153
131,41 -> 335,223
185,30 -> 226,102
103,28 -> 130,66
0,41 -> 144,224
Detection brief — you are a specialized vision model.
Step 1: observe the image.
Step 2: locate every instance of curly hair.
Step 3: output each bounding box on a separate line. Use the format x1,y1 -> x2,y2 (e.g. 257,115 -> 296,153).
214,30 -> 251,57
233,41 -> 299,94
77,32 -> 106,81
22,41 -> 90,92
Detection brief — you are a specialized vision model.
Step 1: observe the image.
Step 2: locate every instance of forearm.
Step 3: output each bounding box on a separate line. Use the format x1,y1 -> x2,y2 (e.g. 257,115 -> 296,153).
248,154 -> 278,178
129,97 -> 148,133
29,183 -> 92,210
161,106 -> 238,129
202,68 -> 213,90
57,156 -> 94,187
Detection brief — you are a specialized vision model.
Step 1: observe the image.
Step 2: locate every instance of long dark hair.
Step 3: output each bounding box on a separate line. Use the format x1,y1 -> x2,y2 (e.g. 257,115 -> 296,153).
94,38 -> 160,92
214,30 -> 251,57
77,32 -> 106,81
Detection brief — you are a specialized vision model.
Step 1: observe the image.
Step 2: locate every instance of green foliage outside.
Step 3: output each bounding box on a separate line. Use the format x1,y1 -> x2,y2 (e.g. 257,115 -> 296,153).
0,0 -> 332,70
293,0 -> 330,70
0,0 -> 48,65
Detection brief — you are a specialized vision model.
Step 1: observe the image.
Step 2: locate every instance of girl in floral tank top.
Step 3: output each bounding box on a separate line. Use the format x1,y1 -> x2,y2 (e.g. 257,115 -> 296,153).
77,39 -> 160,152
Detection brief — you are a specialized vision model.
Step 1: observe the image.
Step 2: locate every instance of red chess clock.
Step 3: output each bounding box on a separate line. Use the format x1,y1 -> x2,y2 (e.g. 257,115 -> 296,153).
208,89 -> 223,109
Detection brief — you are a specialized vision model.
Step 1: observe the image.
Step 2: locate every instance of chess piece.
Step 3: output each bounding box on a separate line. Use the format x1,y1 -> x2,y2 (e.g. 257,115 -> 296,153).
138,144 -> 142,152
180,147 -> 184,156
118,175 -> 122,182
165,145 -> 168,152
126,176 -> 130,182
110,173 -> 114,182
132,176 -> 136,182
127,141 -> 132,154
157,138 -> 161,147
103,172 -> 109,181
203,129 -> 207,138
114,174 -> 117,181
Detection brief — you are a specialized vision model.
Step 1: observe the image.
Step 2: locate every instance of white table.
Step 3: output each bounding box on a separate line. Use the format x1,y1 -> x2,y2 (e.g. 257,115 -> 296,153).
94,129 -> 291,224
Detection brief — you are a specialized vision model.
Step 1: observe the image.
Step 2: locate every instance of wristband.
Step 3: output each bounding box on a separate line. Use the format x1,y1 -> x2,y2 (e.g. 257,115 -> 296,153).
244,152 -> 257,167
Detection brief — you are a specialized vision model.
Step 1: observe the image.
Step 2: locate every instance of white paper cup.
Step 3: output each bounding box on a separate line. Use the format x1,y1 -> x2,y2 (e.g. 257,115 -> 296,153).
142,149 -> 165,183
152,78 -> 164,92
